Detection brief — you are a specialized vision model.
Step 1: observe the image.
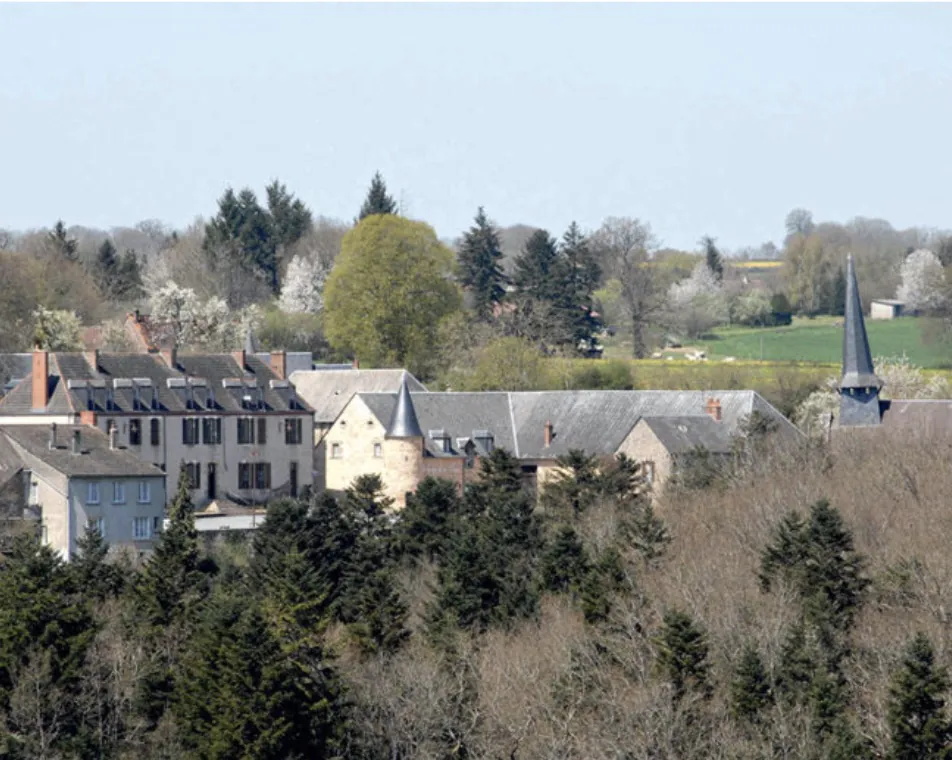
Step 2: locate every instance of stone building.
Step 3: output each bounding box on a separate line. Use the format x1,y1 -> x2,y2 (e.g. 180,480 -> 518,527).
325,374 -> 798,506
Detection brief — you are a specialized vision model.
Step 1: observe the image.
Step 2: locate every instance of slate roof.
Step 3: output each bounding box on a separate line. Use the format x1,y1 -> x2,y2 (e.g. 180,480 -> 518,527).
841,254 -> 883,390
0,352 -> 313,416
879,400 -> 952,436
639,416 -> 734,455
356,389 -> 797,459
387,374 -> 424,439
290,368 -> 426,424
0,425 -> 165,478
0,354 -> 33,391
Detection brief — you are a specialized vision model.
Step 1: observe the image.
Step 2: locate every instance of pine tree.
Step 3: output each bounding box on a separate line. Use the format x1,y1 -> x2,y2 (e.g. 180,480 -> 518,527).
94,238 -> 120,298
115,249 -> 145,301
266,179 -> 312,250
513,229 -> 561,304
395,476 -> 463,562
542,449 -> 602,518
624,502 -> 672,566
72,523 -> 125,601
702,235 -> 724,281
655,608 -> 712,703
48,220 -> 78,262
457,206 -> 507,320
347,569 -> 410,656
730,642 -> 773,722
358,171 -> 398,220
557,221 -> 603,351
540,526 -> 590,594
887,632 -> 952,760
832,266 -> 847,316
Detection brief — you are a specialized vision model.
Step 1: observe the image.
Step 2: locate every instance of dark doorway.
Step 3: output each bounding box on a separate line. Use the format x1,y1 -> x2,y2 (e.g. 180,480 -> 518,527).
207,463 -> 217,500
289,462 -> 298,498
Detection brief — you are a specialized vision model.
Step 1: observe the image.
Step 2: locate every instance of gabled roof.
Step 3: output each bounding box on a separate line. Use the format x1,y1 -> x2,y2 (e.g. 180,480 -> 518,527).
639,415 -> 734,455
289,368 -> 426,424
0,352 -> 313,416
0,425 -> 165,478
879,400 -> 952,436
841,254 -> 883,391
355,389 -> 797,459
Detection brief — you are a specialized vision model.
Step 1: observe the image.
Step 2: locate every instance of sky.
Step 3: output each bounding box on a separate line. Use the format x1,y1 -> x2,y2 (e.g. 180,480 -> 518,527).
1,3 -> 951,252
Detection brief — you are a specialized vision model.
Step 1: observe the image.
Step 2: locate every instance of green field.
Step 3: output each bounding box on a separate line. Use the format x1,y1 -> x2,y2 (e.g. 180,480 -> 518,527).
607,317 -> 952,369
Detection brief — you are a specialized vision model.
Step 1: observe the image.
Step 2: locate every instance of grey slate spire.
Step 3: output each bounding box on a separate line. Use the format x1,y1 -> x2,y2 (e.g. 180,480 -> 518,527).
386,372 -> 423,439
244,326 -> 260,355
839,254 -> 883,426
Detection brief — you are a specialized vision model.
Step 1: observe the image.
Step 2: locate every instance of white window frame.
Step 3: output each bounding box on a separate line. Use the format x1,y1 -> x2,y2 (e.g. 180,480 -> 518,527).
133,516 -> 151,540
331,442 -> 342,459
112,481 -> 126,504
373,442 -> 382,458
87,482 -> 100,504
138,481 -> 151,504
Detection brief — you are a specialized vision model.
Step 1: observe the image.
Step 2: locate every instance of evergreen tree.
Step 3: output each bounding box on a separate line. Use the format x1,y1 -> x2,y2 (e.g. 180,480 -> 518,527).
513,229 -> 562,304
395,476 -> 463,562
94,238 -> 120,298
173,589 -> 344,758
115,249 -> 145,301
598,452 -> 646,504
702,235 -> 724,281
832,266 -> 847,316
730,642 -> 773,722
266,179 -> 312,250
48,220 -> 78,262
624,502 -> 672,566
72,523 -> 125,601
557,221 -> 603,351
541,449 -> 602,518
346,569 -> 410,656
540,526 -> 590,594
357,171 -> 398,220
655,608 -> 712,704
457,206 -> 507,320
887,632 -> 952,760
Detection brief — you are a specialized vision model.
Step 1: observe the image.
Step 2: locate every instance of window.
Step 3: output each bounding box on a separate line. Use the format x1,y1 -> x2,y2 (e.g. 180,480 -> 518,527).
202,417 -> 222,445
237,418 -> 255,445
152,516 -> 162,533
129,418 -> 142,446
643,461 -> 656,485
289,461 -> 298,498
184,462 -> 201,490
331,442 -> 342,459
87,482 -> 100,504
112,482 -> 126,504
28,478 -> 38,505
150,418 -> 161,446
182,417 -> 200,446
86,517 -> 105,537
133,517 -> 151,540
257,417 -> 267,445
285,418 -> 303,445
238,463 -> 252,489
254,462 -> 271,490
138,481 -> 151,503
373,442 -> 382,458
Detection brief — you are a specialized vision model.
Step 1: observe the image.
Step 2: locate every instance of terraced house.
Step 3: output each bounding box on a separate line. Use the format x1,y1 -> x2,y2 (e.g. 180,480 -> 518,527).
0,347 -> 314,507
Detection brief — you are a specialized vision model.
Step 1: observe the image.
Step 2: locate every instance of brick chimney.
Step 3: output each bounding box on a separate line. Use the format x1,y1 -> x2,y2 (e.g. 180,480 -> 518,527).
543,420 -> 554,448
232,350 -> 246,372
705,397 -> 722,422
160,346 -> 177,369
31,349 -> 49,411
269,351 -> 287,380
84,349 -> 99,373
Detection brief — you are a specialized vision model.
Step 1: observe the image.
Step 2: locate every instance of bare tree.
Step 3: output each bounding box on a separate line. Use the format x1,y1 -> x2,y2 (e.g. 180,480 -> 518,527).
591,217 -> 661,358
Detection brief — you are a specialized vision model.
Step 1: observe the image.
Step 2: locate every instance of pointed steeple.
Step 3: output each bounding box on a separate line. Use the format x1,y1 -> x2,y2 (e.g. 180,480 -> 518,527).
840,254 -> 882,391
244,326 -> 260,355
386,372 -> 423,439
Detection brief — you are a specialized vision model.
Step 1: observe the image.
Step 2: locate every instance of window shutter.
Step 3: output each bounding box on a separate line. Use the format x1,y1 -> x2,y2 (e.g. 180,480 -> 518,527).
257,418 -> 267,445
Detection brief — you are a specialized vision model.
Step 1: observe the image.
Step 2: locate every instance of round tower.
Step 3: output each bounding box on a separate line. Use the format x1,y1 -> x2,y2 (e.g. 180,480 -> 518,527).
383,373 -> 424,508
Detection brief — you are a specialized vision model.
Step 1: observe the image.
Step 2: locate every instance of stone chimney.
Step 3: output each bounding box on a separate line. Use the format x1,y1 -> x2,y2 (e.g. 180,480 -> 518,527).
543,420 -> 554,447
49,423 -> 57,450
108,426 -> 117,451
270,351 -> 287,380
160,346 -> 177,369
232,350 -> 246,372
31,349 -> 49,411
84,349 -> 99,373
71,429 -> 81,455
705,397 -> 722,422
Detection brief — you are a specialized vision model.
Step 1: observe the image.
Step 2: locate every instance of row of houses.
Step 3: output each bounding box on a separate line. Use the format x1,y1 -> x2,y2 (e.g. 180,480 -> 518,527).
0,254 -> 905,559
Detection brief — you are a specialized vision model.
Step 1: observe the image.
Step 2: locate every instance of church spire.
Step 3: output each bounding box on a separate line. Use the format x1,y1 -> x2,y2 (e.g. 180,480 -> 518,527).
839,254 -> 883,426
386,372 -> 423,439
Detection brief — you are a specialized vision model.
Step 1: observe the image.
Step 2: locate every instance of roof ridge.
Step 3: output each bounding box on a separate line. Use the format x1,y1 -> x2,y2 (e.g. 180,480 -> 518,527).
507,392 -> 520,458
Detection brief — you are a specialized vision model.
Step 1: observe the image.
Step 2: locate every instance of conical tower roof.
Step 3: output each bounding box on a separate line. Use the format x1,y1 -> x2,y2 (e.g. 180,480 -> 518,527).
840,254 -> 882,390
386,372 -> 423,439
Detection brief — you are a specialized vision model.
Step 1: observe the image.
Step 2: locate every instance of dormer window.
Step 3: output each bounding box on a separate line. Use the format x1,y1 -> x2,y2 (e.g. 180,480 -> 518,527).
473,430 -> 494,453
428,429 -> 451,454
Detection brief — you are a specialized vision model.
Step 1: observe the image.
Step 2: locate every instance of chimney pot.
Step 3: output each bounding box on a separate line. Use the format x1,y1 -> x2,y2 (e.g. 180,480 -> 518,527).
108,426 -> 117,450
543,420 -> 554,447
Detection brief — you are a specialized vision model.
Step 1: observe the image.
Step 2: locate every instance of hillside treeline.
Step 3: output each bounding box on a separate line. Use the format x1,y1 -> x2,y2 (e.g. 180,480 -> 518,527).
5,429 -> 952,758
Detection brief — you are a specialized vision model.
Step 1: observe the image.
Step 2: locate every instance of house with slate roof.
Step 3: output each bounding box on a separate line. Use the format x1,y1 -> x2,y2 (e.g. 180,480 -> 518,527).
0,343 -> 315,509
325,373 -> 799,506
0,424 -> 166,559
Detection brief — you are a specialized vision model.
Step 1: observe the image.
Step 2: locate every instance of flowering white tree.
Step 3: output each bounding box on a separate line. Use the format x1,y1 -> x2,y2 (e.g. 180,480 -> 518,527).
149,282 -> 262,349
666,262 -> 728,338
896,249 -> 947,312
278,255 -> 327,314
32,307 -> 83,351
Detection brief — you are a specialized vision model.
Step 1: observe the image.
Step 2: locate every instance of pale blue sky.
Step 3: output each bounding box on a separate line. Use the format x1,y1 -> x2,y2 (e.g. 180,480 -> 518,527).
1,3 -> 951,250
